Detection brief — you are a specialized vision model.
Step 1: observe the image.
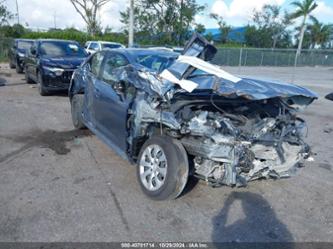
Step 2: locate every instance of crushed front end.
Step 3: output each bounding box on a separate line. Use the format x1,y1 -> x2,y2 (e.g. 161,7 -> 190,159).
175,97 -> 311,187
114,33 -> 317,187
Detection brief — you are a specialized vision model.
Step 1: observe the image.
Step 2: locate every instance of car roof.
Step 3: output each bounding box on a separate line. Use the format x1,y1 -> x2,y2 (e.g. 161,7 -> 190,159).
86,40 -> 123,45
37,39 -> 79,43
99,41 -> 123,44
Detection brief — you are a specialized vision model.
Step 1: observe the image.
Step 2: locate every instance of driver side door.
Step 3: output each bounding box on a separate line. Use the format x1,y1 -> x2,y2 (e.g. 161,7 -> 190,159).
93,52 -> 131,153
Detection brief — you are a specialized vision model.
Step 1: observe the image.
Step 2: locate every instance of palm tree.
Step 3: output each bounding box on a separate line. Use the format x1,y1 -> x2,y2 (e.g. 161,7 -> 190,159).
308,17 -> 332,48
289,0 -> 318,56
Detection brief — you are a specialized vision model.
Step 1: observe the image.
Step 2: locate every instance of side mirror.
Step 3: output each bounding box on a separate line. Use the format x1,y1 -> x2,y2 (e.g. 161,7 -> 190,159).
13,44 -> 17,49
30,47 -> 37,55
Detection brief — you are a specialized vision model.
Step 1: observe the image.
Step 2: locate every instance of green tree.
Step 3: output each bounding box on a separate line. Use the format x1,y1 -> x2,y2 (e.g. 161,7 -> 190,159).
204,32 -> 213,42
307,17 -> 332,48
120,0 -> 205,45
247,4 -> 292,48
289,0 -> 318,55
0,23 -> 26,37
69,0 -> 111,35
0,2 -> 14,27
210,13 -> 230,43
194,23 -> 205,34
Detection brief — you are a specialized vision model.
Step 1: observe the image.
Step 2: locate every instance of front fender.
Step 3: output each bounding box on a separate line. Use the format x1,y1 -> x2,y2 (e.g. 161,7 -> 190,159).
68,68 -> 86,99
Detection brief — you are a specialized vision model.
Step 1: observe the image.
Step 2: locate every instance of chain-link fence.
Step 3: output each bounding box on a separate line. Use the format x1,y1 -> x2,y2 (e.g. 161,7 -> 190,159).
212,47 -> 333,67
1,37 -> 333,66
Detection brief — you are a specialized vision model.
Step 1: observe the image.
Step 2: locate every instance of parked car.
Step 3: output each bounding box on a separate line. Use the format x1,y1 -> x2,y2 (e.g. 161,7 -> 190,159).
25,39 -> 88,96
84,41 -> 125,54
69,34 -> 317,200
9,39 -> 34,73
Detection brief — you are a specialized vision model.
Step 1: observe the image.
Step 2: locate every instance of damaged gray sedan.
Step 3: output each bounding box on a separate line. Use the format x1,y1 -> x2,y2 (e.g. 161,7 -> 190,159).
69,34 -> 317,200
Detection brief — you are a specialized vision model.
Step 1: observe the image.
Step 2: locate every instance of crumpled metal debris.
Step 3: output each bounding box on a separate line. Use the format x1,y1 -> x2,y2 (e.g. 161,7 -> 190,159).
124,34 -> 317,187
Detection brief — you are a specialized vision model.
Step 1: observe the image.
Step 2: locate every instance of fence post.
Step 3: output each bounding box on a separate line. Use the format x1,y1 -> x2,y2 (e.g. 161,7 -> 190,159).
260,52 -> 264,66
294,52 -> 298,68
238,48 -> 243,67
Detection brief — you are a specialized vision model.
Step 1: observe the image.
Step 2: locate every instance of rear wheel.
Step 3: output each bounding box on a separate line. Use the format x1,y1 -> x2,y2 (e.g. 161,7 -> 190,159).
25,67 -> 34,83
37,72 -> 49,96
71,94 -> 86,129
137,136 -> 189,200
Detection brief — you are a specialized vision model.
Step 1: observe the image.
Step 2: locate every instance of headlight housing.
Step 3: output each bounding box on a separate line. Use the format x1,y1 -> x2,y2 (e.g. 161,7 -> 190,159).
43,66 -> 64,76
18,52 -> 25,57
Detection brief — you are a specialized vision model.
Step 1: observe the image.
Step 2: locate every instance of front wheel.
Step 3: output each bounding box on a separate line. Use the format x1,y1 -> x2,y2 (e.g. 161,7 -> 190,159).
71,94 -> 86,129
37,72 -> 49,96
137,136 -> 189,200
15,60 -> 23,73
9,61 -> 15,69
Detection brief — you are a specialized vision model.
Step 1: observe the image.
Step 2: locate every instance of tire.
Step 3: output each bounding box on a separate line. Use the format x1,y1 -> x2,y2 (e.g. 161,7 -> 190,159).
137,136 -> 189,200
15,60 -> 23,74
37,72 -> 49,96
25,67 -> 34,84
9,61 -> 15,69
71,94 -> 86,129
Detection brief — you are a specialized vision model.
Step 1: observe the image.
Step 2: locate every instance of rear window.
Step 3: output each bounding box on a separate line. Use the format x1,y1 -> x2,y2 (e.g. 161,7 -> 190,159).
40,41 -> 87,57
102,43 -> 123,49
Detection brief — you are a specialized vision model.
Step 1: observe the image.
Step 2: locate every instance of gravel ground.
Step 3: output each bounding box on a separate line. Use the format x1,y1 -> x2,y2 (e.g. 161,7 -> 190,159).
0,63 -> 332,243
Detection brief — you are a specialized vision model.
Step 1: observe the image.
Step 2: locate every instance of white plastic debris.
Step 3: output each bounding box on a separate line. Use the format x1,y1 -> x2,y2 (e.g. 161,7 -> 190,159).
177,55 -> 242,83
160,69 -> 198,92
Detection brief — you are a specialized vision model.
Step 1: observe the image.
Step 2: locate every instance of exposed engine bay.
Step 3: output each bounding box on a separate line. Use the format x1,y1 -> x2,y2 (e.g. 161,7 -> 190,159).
128,93 -> 311,187
124,34 -> 317,187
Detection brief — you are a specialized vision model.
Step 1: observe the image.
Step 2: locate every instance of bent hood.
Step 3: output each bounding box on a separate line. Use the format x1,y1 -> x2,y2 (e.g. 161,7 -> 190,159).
41,56 -> 86,69
156,33 -> 318,102
189,75 -> 318,101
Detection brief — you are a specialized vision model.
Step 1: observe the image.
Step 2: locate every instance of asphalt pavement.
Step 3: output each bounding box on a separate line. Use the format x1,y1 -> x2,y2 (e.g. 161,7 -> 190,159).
0,63 -> 332,242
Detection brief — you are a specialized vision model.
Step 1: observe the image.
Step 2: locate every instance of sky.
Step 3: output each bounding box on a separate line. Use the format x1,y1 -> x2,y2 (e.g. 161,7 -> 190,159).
4,0 -> 333,31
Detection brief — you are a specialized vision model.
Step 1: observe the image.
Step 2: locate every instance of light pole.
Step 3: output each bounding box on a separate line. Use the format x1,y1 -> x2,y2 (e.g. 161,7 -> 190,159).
128,0 -> 134,48
54,11 -> 57,29
15,0 -> 20,24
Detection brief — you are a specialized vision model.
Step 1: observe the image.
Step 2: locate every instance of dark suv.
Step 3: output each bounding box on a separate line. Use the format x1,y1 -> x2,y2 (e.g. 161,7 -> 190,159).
9,39 -> 34,73
25,39 -> 88,96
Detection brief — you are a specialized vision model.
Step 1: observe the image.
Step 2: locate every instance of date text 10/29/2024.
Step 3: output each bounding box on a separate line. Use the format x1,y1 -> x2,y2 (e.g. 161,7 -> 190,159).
120,242 -> 208,248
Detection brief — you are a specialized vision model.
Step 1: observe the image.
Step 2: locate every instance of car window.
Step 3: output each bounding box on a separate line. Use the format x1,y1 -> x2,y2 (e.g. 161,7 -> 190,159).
102,43 -> 122,49
89,42 -> 99,51
136,55 -> 176,72
90,52 -> 105,76
101,53 -> 128,84
39,41 -> 86,57
17,41 -> 33,50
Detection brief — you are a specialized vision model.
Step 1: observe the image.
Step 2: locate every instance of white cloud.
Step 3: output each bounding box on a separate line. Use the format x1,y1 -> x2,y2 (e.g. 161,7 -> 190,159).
5,0 -> 127,31
208,0 -> 286,26
312,1 -> 333,22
